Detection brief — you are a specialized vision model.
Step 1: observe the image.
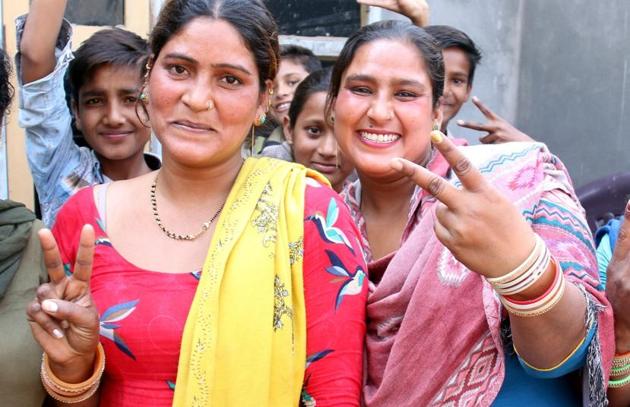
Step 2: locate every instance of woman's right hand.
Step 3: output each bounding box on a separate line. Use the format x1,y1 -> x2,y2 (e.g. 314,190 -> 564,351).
607,203 -> 630,354
26,224 -> 100,382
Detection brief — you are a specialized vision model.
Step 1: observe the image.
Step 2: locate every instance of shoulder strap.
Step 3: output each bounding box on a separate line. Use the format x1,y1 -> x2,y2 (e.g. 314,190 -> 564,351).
93,183 -> 110,232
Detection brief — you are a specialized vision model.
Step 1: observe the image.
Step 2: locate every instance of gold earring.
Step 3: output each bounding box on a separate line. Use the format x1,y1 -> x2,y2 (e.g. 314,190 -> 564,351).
140,90 -> 149,103
432,120 -> 439,132
143,60 -> 152,81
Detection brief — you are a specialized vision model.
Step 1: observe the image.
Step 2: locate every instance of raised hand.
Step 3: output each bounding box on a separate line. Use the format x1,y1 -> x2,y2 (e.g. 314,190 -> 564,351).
606,203 -> 630,354
457,96 -> 533,144
26,224 -> 100,381
390,131 -> 536,278
356,0 -> 430,27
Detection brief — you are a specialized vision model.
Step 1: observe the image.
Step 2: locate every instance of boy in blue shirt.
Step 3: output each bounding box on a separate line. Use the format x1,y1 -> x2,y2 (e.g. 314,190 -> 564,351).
17,0 -> 159,226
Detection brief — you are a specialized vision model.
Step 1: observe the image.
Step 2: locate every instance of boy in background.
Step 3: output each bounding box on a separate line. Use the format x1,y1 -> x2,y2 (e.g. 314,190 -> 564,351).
426,25 -> 532,143
17,0 -> 158,226
257,45 -> 322,156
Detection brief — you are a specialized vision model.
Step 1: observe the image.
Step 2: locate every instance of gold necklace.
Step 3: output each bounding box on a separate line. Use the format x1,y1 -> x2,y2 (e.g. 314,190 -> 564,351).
150,174 -> 223,241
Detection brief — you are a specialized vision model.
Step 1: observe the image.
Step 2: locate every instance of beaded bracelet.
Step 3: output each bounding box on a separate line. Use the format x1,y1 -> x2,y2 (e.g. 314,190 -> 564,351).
41,343 -> 105,403
609,372 -> 630,388
612,363 -> 630,377
612,352 -> 630,369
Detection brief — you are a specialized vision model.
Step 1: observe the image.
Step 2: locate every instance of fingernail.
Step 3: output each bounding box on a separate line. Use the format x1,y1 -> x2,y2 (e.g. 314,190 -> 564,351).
472,96 -> 479,102
42,300 -> 58,313
431,130 -> 444,144
390,158 -> 403,171
456,120 -> 464,126
52,329 -> 64,339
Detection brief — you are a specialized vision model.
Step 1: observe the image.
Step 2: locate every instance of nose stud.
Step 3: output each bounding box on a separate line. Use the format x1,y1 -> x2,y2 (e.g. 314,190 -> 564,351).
207,100 -> 215,111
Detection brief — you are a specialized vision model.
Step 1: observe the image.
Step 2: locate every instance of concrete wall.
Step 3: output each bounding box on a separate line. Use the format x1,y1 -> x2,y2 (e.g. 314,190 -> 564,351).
517,0 -> 630,187
380,0 -> 630,187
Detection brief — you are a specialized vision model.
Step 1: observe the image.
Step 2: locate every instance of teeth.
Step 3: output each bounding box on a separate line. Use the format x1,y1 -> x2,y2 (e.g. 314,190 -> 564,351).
360,132 -> 399,143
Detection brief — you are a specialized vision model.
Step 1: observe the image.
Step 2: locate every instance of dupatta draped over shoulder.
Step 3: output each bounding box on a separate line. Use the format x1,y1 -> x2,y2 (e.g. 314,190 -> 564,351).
342,142 -> 614,406
173,157 -> 328,406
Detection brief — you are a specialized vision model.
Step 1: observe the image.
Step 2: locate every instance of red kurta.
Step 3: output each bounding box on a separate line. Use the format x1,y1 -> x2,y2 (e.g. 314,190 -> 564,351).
52,184 -> 366,406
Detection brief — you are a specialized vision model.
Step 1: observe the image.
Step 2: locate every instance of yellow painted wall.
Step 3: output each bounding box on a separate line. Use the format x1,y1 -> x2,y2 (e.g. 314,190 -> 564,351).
2,0 -> 150,210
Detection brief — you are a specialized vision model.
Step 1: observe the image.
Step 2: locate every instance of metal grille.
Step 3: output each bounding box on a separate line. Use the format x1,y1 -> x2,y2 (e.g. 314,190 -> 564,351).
64,0 -> 124,26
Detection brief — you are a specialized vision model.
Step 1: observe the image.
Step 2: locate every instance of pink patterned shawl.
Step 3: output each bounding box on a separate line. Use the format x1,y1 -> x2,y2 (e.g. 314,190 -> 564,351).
342,142 -> 614,406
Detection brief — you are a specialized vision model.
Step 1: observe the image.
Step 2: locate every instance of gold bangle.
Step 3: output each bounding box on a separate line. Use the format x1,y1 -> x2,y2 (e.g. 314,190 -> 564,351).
41,343 -> 105,402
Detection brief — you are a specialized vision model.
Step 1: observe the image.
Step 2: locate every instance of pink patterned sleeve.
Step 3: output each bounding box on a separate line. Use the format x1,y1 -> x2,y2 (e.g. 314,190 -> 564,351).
301,183 -> 367,407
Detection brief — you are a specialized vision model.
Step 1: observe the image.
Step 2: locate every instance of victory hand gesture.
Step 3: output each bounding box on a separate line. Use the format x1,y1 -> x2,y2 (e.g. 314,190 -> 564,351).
26,225 -> 100,381
457,97 -> 533,144
390,131 -> 537,278
356,0 -> 430,26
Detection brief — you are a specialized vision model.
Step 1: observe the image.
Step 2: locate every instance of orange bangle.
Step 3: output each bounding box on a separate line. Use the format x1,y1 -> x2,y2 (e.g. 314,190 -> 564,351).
41,343 -> 105,402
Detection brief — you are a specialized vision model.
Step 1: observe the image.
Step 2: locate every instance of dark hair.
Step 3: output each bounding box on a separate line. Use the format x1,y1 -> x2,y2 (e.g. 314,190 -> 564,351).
327,20 -> 444,117
0,48 -> 14,118
280,45 -> 322,74
288,68 -> 331,129
68,28 -> 148,103
425,25 -> 482,84
151,0 -> 279,91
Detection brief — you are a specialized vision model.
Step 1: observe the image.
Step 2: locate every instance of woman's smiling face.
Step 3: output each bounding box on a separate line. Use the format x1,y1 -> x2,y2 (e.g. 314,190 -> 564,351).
333,39 -> 438,181
147,17 -> 268,168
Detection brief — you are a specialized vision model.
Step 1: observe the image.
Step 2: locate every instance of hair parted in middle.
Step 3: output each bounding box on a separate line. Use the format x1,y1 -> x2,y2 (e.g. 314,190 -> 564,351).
150,0 -> 280,91
287,68 -> 332,129
326,19 -> 444,119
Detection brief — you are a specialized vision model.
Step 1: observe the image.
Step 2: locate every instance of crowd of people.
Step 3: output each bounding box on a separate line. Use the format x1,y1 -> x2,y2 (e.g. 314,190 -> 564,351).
1,0 -> 630,406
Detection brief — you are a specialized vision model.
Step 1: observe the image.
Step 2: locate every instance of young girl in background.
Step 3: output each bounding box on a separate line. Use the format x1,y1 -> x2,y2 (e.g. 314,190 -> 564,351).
280,69 -> 354,192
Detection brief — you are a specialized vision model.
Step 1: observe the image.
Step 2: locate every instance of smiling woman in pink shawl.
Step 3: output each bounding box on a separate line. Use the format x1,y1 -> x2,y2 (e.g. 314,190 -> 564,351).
327,20 -> 614,406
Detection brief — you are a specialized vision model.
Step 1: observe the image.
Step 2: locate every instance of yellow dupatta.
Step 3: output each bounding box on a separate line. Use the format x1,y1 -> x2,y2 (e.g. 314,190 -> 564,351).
173,157 -> 328,406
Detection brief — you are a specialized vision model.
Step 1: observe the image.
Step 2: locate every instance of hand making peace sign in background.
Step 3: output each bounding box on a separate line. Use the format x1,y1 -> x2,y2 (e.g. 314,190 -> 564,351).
457,96 -> 534,145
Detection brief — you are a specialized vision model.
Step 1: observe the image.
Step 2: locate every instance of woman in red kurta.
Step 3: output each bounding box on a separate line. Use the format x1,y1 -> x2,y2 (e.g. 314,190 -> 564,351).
51,181 -> 366,406
25,0 -> 366,405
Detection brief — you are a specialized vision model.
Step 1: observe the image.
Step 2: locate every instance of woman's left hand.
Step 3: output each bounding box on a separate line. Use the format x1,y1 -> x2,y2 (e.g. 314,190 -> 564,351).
390,131 -> 536,278
356,0 -> 430,27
